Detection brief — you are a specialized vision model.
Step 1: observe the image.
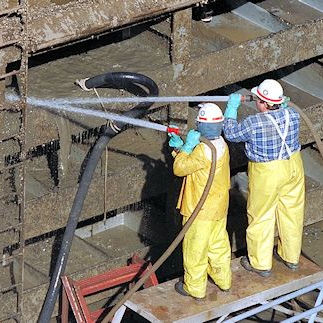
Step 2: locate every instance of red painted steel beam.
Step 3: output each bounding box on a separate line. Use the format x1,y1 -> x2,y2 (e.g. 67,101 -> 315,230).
76,264 -> 143,296
74,284 -> 94,323
61,276 -> 86,323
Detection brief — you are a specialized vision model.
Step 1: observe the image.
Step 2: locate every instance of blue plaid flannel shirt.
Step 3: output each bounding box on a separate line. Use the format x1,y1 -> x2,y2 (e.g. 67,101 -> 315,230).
223,108 -> 301,162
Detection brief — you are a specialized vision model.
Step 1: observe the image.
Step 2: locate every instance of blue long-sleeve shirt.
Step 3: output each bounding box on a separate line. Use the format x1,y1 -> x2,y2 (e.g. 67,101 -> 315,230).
223,108 -> 301,162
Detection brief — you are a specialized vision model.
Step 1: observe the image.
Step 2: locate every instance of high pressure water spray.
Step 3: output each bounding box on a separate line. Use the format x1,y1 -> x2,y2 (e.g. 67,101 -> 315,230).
27,94 -> 253,136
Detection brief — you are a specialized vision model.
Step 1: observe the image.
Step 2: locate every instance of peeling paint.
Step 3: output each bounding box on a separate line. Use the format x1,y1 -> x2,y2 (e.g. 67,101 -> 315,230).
42,23 -> 66,40
172,63 -> 184,80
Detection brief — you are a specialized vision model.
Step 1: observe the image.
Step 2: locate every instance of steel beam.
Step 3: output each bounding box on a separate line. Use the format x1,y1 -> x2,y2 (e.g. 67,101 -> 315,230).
157,18 -> 323,97
169,8 -> 192,127
25,0 -> 200,52
171,8 -> 192,64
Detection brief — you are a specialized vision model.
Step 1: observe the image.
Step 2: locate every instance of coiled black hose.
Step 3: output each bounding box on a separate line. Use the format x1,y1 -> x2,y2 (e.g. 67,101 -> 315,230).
38,72 -> 158,322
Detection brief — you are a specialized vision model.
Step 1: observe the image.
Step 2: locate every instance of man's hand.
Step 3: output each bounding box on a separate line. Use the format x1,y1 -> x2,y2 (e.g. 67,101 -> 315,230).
224,93 -> 242,120
168,133 -> 184,149
181,130 -> 201,154
281,96 -> 290,109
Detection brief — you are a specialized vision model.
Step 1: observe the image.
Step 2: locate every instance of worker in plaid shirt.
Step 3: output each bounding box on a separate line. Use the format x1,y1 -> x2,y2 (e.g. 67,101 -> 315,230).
223,79 -> 305,277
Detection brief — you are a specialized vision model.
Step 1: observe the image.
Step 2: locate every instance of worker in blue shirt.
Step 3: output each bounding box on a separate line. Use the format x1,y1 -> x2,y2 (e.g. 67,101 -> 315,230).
223,79 -> 305,277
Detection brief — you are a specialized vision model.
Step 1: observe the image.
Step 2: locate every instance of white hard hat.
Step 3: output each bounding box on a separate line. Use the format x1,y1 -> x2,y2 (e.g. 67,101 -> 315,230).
196,103 -> 224,123
251,79 -> 284,105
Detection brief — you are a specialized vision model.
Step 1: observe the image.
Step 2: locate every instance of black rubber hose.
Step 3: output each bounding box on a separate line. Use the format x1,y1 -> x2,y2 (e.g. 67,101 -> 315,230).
38,72 -> 158,323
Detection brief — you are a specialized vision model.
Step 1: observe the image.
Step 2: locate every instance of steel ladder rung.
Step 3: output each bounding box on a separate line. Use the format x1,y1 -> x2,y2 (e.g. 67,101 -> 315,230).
0,39 -> 22,49
0,6 -> 23,17
0,70 -> 21,80
0,162 -> 24,172
0,223 -> 22,234
0,282 -> 23,294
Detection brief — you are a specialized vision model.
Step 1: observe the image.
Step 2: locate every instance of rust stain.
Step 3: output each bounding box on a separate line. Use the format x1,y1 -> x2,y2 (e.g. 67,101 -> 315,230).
151,305 -> 172,320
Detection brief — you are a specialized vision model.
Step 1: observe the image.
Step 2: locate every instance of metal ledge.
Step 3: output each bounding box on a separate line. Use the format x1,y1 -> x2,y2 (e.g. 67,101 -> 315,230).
26,0 -> 200,52
125,256 -> 323,322
159,18 -> 323,96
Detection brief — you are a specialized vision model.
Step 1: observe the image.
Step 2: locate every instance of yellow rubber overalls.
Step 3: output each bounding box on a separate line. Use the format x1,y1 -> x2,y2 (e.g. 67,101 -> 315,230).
173,137 -> 231,298
247,109 -> 305,270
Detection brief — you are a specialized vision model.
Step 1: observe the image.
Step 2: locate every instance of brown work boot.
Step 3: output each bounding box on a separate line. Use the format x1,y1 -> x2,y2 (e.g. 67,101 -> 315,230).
274,247 -> 299,271
174,281 -> 206,301
240,256 -> 271,277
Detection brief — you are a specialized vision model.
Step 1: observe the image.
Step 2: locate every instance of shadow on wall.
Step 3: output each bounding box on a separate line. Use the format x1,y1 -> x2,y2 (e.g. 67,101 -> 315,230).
137,138 -> 184,281
139,138 -> 182,237
225,140 -> 249,251
227,186 -> 248,253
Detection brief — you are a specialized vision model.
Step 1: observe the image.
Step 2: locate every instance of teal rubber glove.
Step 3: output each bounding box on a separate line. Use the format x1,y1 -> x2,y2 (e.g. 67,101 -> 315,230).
281,96 -> 290,109
224,93 -> 242,119
168,133 -> 184,149
181,129 -> 201,154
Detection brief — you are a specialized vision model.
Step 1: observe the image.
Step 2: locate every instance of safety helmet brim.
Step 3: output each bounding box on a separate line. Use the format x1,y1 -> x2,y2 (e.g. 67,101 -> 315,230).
196,116 -> 224,123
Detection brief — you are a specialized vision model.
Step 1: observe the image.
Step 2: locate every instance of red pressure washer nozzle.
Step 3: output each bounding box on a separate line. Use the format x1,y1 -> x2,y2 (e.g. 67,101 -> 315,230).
167,126 -> 181,135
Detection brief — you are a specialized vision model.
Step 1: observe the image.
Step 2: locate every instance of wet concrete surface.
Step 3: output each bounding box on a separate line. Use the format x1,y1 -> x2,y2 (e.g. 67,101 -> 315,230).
303,221 -> 323,268
260,0 -> 323,24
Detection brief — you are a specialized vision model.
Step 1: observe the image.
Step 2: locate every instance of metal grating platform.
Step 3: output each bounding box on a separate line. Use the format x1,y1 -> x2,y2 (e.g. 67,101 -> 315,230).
124,256 -> 323,322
